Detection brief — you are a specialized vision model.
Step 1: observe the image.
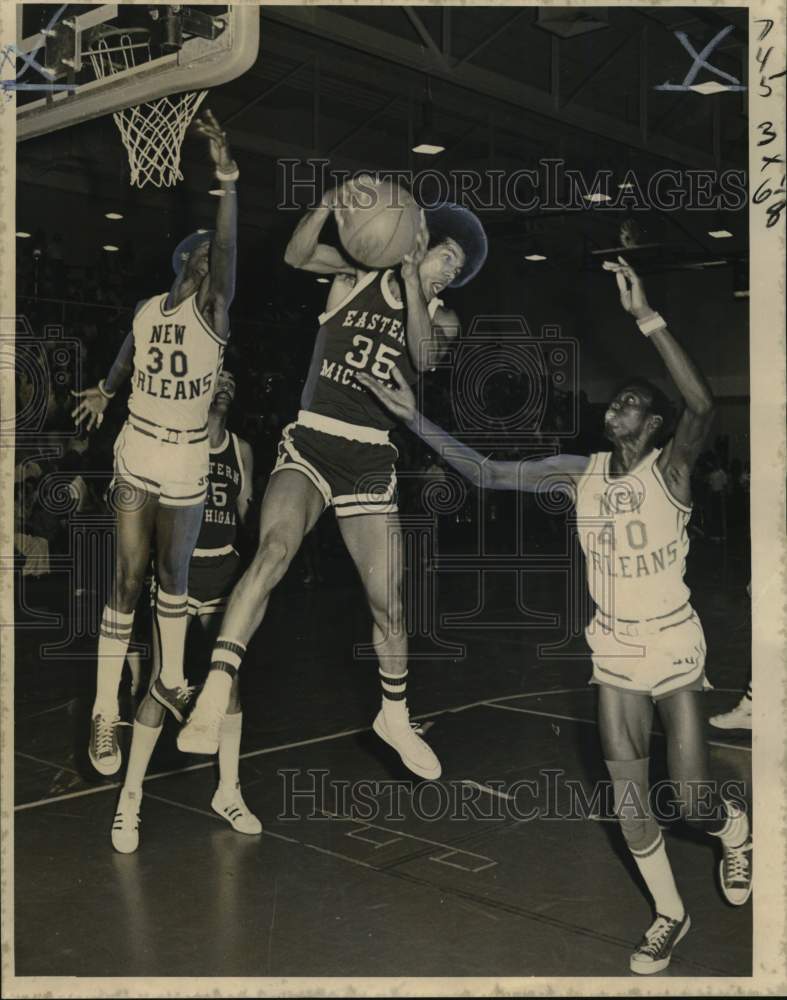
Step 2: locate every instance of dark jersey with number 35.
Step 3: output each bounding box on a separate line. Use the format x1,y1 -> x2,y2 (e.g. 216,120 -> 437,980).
300,269 -> 442,431
193,431 -> 245,555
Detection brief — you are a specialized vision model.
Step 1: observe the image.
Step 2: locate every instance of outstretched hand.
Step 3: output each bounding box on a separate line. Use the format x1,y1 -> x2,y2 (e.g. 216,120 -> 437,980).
356,366 -> 417,423
194,108 -> 236,174
401,210 -> 428,285
603,255 -> 652,319
71,387 -> 109,432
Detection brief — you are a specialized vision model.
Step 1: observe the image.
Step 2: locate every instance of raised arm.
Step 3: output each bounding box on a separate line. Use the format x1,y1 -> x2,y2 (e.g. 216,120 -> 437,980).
356,368 -> 588,493
195,110 -> 238,337
606,257 -> 714,502
284,176 -> 374,275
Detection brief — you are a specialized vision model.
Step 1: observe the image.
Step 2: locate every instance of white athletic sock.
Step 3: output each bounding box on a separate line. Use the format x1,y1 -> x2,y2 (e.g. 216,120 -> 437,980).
93,606 -> 135,717
155,589 -> 189,688
380,669 -> 409,726
218,712 -> 243,792
200,637 -> 245,713
631,833 -> 685,921
123,720 -> 163,795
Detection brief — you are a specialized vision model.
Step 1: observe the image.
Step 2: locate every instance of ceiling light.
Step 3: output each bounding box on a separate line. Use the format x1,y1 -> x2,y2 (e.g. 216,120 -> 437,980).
209,189 -> 226,197
105,212 -> 123,220
536,8 -> 609,37
525,254 -> 547,261
412,142 -> 446,155
690,81 -> 734,95
316,277 -> 330,284
412,95 -> 445,156
103,244 -> 119,252
708,228 -> 733,239
197,229 -> 209,234
16,231 -> 31,238
584,192 -> 611,203
618,181 -> 635,191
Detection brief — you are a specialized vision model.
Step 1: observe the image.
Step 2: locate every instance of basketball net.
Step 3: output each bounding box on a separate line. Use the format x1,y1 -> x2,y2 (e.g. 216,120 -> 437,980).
88,33 -> 207,189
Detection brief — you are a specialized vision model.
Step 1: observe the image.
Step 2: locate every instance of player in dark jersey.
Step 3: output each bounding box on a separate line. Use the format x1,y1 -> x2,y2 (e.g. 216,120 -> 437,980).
358,259 -> 752,975
111,371 -> 260,853
179,178 -> 487,780
71,111 -> 238,777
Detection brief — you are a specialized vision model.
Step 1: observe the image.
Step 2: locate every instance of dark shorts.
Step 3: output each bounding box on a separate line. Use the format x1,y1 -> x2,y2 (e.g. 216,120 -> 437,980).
150,549 -> 241,617
271,411 -> 399,518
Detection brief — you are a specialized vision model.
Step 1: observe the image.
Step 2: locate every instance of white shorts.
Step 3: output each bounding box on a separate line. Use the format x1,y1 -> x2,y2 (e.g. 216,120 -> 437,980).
587,603 -> 708,702
111,420 -> 209,508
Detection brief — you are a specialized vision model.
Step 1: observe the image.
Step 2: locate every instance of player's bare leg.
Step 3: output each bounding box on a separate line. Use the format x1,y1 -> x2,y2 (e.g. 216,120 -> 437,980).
149,500 -> 205,721
598,686 -> 689,974
339,511 -> 441,780
178,470 -> 324,753
658,691 -> 752,907
90,482 -> 157,776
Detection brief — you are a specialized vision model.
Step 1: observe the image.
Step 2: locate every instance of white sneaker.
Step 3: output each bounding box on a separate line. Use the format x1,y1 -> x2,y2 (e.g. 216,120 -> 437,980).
630,912 -> 691,974
710,700 -> 752,730
373,708 -> 441,780
211,782 -> 262,835
89,713 -> 123,776
177,697 -> 224,755
111,789 -> 141,854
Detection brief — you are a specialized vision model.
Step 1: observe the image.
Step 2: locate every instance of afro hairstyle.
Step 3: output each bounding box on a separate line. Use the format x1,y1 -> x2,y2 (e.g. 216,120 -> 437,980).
422,203 -> 488,287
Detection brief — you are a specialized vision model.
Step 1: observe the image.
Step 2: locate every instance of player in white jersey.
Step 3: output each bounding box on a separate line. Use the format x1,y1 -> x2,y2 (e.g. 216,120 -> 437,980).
110,371 -> 261,853
359,258 -> 752,976
71,110 -> 238,776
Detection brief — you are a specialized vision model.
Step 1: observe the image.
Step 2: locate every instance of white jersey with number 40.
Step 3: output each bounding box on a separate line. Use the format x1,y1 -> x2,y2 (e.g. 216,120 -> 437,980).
575,449 -> 692,621
128,292 -> 225,431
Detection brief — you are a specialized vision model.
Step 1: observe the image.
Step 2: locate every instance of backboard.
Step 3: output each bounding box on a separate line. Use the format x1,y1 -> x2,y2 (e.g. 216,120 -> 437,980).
15,4 -> 259,141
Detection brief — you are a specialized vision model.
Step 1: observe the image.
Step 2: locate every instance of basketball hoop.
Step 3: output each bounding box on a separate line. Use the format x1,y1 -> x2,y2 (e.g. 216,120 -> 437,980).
86,28 -> 207,189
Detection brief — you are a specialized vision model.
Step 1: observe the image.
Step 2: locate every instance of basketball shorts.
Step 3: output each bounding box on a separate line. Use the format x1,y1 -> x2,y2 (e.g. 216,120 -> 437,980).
150,549 -> 241,618
271,410 -> 399,518
586,603 -> 708,702
111,419 -> 209,508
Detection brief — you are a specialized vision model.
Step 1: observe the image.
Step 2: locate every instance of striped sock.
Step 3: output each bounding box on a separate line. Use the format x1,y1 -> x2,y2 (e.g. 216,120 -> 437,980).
156,589 -> 189,688
94,606 -> 135,717
380,669 -> 409,725
218,712 -> 243,791
201,637 -> 246,712
630,832 -> 685,921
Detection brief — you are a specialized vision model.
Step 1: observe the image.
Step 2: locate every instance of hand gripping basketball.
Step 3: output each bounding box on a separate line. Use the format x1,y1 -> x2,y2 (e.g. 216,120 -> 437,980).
334,177 -> 422,269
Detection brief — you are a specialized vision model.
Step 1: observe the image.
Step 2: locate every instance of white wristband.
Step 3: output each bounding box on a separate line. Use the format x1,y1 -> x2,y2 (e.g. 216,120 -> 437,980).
98,379 -> 115,399
215,165 -> 239,182
637,312 -> 667,337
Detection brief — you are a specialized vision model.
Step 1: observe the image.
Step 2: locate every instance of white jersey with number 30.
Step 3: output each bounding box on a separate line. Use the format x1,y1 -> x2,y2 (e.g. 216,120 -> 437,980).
128,292 -> 225,431
575,449 -> 692,620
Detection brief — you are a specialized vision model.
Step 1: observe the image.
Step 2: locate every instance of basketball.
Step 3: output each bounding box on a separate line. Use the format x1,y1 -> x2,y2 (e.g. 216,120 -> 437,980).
337,180 -> 422,269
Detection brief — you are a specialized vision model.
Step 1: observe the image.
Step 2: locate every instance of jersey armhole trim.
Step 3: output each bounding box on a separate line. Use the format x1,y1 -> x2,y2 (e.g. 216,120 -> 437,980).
576,452 -> 601,497
652,456 -> 693,514
318,269 -> 377,326
192,297 -> 229,346
380,270 -> 403,311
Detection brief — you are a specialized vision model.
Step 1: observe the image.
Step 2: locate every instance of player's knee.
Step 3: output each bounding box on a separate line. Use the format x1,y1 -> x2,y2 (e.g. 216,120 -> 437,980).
157,563 -> 187,594
115,565 -> 146,608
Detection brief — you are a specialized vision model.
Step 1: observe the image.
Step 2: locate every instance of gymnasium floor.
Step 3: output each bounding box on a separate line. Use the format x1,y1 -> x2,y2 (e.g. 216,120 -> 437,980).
13,529 -> 752,981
